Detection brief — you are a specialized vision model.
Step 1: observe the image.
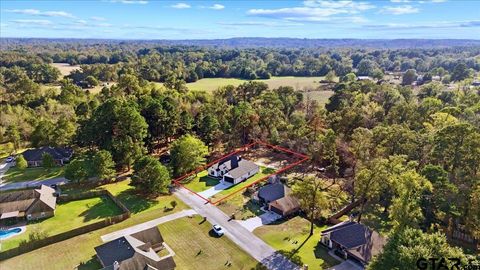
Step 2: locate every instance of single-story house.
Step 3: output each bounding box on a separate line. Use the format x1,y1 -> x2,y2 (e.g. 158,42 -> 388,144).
22,146 -> 73,167
95,226 -> 176,270
0,185 -> 57,221
357,76 -> 373,81
257,183 -> 300,217
472,81 -> 480,87
320,221 -> 386,266
208,155 -> 259,185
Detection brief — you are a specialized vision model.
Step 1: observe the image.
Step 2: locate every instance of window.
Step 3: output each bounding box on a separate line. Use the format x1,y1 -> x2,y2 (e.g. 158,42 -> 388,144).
41,212 -> 45,217
27,214 -> 32,220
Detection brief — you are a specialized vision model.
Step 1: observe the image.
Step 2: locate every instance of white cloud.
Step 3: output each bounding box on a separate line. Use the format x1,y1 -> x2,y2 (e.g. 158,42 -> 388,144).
171,3 -> 191,9
91,16 -> 107,21
107,0 -> 148,4
390,0 -> 411,2
364,20 -> 480,29
210,4 -> 225,10
218,21 -> 304,27
248,1 -> 374,23
11,19 -> 53,25
380,5 -> 419,15
6,9 -> 75,18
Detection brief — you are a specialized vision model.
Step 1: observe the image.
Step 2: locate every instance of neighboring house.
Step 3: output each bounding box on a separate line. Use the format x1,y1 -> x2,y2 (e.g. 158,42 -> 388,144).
95,227 -> 176,270
0,185 -> 57,221
207,155 -> 259,185
22,146 -> 73,167
320,221 -> 386,266
256,183 -> 300,217
357,76 -> 372,81
472,81 -> 480,87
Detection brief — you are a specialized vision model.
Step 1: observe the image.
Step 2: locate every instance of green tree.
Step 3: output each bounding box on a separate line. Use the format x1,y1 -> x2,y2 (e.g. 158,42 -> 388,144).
293,176 -> 328,235
85,75 -> 99,87
92,150 -> 116,181
5,125 -> 21,152
131,155 -> 170,195
64,159 -> 88,183
42,153 -> 56,168
170,135 -> 208,177
402,69 -> 417,85
451,62 -> 471,81
16,155 -> 28,170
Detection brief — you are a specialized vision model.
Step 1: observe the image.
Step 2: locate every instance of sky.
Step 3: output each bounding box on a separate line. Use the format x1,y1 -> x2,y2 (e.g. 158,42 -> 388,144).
0,0 -> 479,40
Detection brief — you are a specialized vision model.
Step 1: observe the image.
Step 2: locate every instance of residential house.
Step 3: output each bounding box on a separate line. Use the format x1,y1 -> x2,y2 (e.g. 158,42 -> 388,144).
257,183 -> 300,217
207,155 -> 259,185
320,221 -> 386,266
22,146 -> 73,167
0,185 -> 57,221
95,226 -> 176,270
357,76 -> 373,81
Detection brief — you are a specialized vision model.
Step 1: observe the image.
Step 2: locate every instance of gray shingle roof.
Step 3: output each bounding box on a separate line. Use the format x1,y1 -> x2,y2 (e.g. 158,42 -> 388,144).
0,185 -> 56,215
224,159 -> 258,179
258,183 -> 290,202
22,147 -> 72,162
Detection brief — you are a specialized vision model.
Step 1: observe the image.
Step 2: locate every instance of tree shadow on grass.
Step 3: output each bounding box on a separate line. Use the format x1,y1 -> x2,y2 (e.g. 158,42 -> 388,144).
114,189 -> 159,214
78,256 -> 102,270
79,196 -> 123,222
314,242 -> 341,268
198,175 -> 219,187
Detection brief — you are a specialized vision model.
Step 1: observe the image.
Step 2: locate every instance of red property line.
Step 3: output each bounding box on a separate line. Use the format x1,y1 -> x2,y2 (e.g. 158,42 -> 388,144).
173,140 -> 309,205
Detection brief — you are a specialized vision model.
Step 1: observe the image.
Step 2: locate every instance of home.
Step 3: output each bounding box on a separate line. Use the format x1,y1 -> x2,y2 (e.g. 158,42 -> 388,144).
22,146 -> 73,167
0,185 -> 57,221
472,81 -> 480,87
357,76 -> 372,81
256,182 -> 300,217
207,155 -> 259,185
320,221 -> 386,266
95,226 -> 176,270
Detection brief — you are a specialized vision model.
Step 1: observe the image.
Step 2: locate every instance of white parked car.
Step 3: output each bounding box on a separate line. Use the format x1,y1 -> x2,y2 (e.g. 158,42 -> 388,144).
5,156 -> 15,163
212,224 -> 224,236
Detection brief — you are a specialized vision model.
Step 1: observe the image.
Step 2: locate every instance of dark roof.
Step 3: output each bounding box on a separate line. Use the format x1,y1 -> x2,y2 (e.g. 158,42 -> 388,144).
258,183 -> 290,202
322,221 -> 386,263
22,147 -> 73,162
224,159 -> 258,179
95,227 -> 175,270
210,155 -> 240,171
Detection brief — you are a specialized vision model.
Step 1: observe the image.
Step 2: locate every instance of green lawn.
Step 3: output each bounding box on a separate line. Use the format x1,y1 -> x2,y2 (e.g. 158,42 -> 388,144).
303,90 -> 335,105
182,170 -> 220,192
0,184 -> 188,270
3,166 -> 65,183
216,192 -> 264,220
1,196 -> 123,251
181,76 -> 326,92
158,215 -> 257,270
254,216 -> 340,270
211,166 -> 269,201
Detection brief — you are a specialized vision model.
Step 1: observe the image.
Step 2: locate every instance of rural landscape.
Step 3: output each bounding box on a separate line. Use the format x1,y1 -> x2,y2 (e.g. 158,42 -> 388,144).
1,0 -> 480,270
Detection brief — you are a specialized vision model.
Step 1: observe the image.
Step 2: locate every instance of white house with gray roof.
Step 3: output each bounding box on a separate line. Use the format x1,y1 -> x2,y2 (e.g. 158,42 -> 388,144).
208,155 -> 259,185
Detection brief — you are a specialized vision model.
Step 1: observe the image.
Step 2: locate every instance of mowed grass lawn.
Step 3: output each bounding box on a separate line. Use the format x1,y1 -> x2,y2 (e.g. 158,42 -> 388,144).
185,76 -> 325,92
0,180 -> 188,270
216,192 -> 264,220
182,170 -> 219,192
3,166 -> 65,183
159,215 -> 257,270
254,216 -> 340,270
1,196 -> 123,251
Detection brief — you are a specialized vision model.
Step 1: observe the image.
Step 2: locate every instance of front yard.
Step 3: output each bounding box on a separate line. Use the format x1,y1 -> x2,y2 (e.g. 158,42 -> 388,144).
1,195 -> 123,251
2,166 -> 65,183
159,215 -> 257,269
254,216 -> 340,270
182,170 -> 219,192
216,191 -> 264,220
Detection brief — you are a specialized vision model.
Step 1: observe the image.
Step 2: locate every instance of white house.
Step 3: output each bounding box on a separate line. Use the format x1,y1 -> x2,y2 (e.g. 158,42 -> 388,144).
208,155 -> 259,185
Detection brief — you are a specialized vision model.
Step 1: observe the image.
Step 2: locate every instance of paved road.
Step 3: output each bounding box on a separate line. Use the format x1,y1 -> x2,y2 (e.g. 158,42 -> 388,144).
0,177 -> 68,191
101,209 -> 197,242
174,187 -> 300,270
0,162 -> 12,182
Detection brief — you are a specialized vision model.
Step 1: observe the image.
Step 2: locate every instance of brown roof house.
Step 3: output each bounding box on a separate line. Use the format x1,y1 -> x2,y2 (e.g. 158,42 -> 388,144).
0,185 -> 57,221
257,182 -> 300,217
22,146 -> 73,167
320,221 -> 386,266
95,227 -> 176,270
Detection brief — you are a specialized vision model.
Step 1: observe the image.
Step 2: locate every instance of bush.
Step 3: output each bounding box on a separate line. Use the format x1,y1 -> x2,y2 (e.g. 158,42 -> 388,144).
16,155 -> 28,170
42,153 -> 56,168
170,200 -> 177,209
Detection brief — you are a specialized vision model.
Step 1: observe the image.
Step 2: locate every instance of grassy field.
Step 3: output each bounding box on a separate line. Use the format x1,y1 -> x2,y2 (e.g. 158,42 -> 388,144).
2,166 -> 65,183
1,196 -> 123,251
216,192 -> 264,220
185,76 -> 326,92
183,170 -> 219,192
50,63 -> 80,77
254,216 -> 340,270
303,90 -> 335,105
0,181 -> 188,270
159,215 -> 257,270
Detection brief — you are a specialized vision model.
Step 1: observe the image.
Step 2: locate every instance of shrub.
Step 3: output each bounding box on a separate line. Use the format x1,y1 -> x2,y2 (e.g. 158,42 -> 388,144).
16,155 -> 28,170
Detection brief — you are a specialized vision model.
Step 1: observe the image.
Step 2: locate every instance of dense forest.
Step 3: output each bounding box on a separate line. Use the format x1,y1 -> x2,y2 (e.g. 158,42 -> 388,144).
0,39 -> 479,267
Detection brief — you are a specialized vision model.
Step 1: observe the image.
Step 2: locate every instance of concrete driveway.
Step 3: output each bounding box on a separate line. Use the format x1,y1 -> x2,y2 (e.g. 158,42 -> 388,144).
0,161 -> 12,183
174,187 -> 300,270
197,181 -> 233,198
327,260 -> 364,270
238,210 -> 282,232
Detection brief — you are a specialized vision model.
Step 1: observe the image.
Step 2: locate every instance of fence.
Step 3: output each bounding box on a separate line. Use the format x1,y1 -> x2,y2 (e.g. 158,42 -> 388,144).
0,190 -> 131,260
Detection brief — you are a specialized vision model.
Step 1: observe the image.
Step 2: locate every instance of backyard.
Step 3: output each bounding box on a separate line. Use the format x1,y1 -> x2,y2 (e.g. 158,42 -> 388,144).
2,166 -> 65,183
1,195 -> 123,251
254,216 -> 340,270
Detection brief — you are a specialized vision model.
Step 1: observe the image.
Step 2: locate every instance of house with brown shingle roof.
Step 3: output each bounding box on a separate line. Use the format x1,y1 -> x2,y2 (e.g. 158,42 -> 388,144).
0,185 -> 57,221
256,183 -> 301,217
95,227 -> 176,270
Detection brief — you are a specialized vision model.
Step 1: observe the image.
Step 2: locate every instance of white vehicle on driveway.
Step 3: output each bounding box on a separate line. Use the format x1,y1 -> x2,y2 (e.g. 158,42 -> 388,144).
5,156 -> 15,163
212,224 -> 224,236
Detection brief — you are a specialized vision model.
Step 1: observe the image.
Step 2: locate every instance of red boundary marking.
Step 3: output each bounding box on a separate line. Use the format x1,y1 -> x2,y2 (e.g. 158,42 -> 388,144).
173,140 -> 309,205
